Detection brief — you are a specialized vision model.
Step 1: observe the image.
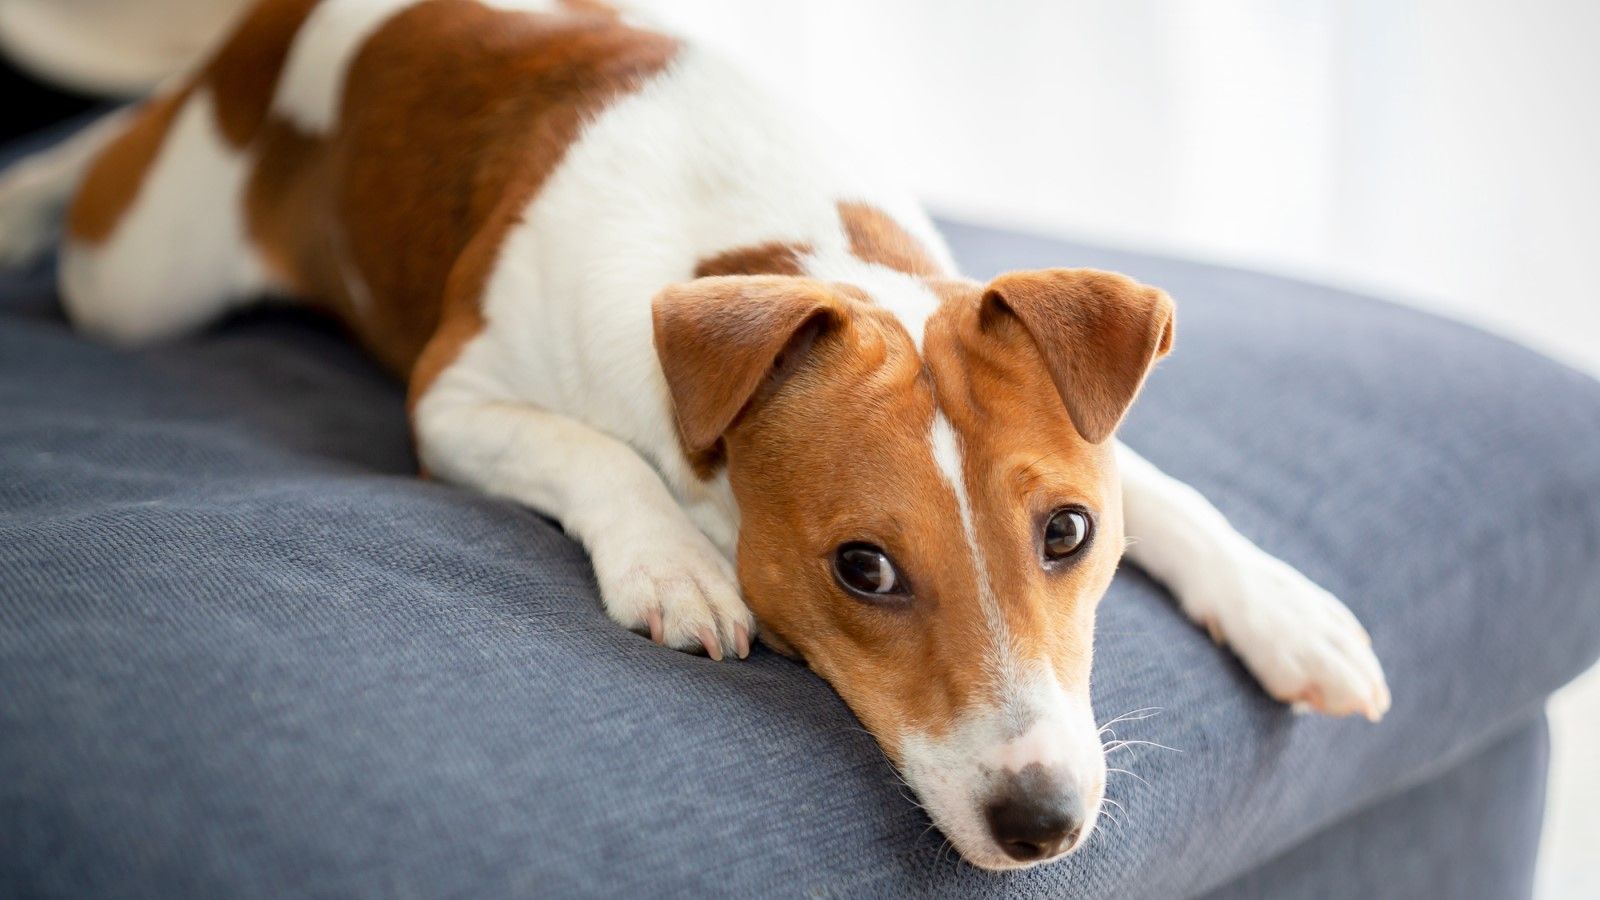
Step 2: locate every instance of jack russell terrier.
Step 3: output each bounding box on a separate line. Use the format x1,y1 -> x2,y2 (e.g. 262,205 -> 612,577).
0,0 -> 1388,870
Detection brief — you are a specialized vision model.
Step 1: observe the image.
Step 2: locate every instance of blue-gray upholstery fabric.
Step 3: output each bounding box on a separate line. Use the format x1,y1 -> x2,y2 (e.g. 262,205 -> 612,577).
3,128 -> 1599,894
1201,716 -> 1549,900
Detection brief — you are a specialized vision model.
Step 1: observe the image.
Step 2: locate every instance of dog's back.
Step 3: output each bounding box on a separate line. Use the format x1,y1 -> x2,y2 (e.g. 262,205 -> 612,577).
41,0 -> 952,399
60,1 -> 684,374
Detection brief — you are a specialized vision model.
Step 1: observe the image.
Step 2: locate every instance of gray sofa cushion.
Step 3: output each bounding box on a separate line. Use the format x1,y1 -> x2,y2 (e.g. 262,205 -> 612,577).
2,196 -> 1598,895
1200,718 -> 1550,900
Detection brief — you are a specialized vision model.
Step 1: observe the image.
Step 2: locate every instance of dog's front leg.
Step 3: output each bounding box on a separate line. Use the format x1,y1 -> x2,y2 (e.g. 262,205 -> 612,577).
1116,442 -> 1390,720
414,382 -> 753,660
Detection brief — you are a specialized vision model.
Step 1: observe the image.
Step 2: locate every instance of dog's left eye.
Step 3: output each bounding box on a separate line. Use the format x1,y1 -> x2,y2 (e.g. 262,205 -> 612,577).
1043,507 -> 1093,561
833,542 -> 910,600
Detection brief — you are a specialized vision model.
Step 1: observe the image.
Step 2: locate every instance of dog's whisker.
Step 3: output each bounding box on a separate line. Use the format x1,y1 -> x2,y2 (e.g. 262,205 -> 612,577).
1096,706 -> 1164,735
934,835 -> 958,870
1106,766 -> 1151,788
1103,738 -> 1182,755
1095,795 -> 1128,833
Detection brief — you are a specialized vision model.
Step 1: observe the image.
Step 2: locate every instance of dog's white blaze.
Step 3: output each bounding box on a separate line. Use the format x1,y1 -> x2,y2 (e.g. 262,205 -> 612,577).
986,669 -> 1102,776
929,412 -> 1022,690
274,0 -> 561,135
910,418 -> 1108,867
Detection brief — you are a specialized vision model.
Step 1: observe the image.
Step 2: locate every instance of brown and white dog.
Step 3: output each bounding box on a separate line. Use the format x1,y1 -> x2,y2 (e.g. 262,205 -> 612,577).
0,0 -> 1389,870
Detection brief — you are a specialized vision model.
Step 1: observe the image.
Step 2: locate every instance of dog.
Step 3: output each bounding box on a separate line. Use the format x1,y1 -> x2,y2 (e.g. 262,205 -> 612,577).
0,0 -> 1389,870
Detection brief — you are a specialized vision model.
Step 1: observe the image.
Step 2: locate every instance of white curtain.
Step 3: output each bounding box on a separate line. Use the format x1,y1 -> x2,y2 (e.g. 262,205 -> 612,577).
647,0 -> 1600,376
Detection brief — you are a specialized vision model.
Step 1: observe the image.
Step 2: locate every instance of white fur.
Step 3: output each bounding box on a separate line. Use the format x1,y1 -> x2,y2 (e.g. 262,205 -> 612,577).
0,108 -> 129,267
929,412 -> 1016,683
273,0 -> 426,134
413,374 -> 752,653
808,251 -> 943,349
60,89 -> 271,344
273,0 -> 559,134
901,665 -> 1105,870
1117,442 -> 1392,720
0,0 -> 238,94
413,46 -> 950,552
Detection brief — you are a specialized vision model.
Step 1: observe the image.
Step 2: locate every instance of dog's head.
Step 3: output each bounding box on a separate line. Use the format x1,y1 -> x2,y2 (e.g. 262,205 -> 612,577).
654,268 -> 1173,869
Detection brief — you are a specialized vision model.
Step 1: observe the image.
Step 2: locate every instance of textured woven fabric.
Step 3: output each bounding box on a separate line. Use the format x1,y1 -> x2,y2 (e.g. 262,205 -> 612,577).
2,148 -> 1598,893
1200,716 -> 1549,900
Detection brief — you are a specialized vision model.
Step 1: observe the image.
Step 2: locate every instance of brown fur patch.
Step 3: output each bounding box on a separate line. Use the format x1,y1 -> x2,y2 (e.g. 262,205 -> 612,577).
653,275 -> 845,479
70,0 -> 320,243
232,0 -> 680,385
693,241 -> 810,278
205,0 -> 322,147
837,200 -> 943,277
67,89 -> 190,244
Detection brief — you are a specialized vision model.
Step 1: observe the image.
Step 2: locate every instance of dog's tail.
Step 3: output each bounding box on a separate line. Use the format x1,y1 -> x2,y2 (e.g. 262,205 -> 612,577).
0,108 -> 130,268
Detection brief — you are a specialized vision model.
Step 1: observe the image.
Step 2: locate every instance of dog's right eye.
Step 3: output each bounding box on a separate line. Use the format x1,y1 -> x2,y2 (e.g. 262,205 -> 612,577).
833,542 -> 911,600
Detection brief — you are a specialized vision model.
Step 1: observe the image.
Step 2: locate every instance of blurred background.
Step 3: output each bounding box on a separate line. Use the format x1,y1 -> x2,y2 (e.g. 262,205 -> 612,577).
2,0 -> 1595,895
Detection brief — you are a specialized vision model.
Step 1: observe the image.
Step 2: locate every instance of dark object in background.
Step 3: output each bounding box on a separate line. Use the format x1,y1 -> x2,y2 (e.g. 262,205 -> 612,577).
0,56 -> 101,144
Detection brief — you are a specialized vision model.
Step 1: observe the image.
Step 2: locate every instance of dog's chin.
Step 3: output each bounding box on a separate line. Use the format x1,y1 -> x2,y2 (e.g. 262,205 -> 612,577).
962,847 -> 1052,872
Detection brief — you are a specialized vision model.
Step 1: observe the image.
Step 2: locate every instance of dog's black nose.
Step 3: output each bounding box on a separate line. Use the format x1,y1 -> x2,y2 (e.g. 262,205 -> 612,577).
984,784 -> 1083,862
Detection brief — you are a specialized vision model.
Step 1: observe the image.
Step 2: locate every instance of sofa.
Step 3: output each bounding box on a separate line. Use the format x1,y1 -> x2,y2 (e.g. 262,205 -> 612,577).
3,117 -> 1598,898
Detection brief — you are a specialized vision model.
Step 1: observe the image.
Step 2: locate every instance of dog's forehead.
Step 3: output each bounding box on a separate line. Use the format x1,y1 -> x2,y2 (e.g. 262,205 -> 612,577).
807,273 -> 1087,475
785,270 -> 1101,509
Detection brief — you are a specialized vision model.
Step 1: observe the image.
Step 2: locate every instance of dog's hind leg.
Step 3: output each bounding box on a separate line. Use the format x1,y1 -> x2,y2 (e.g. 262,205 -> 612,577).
0,107 -> 131,267
1116,441 -> 1392,721
58,86 -> 274,345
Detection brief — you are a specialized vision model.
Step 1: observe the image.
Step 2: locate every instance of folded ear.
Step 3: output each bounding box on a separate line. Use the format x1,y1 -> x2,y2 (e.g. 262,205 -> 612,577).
653,276 -> 846,454
981,268 -> 1174,444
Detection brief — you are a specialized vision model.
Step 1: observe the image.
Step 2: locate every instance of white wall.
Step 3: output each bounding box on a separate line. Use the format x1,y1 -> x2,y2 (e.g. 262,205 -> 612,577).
642,0 -> 1600,377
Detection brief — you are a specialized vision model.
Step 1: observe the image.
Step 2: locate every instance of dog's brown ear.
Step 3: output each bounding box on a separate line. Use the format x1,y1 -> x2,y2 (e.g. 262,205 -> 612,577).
981,268 -> 1174,444
653,276 -> 846,454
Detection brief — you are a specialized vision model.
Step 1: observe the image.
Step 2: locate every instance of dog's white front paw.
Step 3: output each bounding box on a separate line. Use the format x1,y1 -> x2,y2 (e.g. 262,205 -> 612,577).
1194,541 -> 1391,722
589,528 -> 753,661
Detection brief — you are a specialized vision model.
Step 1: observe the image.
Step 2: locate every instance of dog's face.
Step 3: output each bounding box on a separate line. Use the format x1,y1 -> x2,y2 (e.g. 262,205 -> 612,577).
654,269 -> 1173,869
